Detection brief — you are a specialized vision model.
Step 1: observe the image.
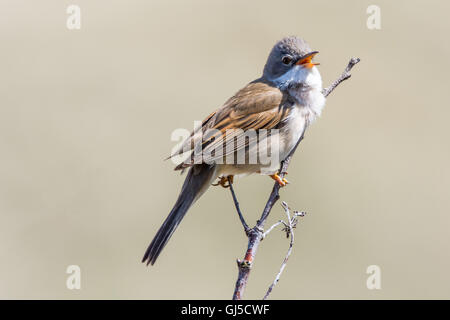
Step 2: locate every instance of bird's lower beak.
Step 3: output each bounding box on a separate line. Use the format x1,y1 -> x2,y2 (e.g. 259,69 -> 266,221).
296,51 -> 319,68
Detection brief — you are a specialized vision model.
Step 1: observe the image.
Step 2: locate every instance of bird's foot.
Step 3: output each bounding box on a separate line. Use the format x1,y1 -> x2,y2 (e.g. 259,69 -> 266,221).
212,175 -> 234,188
270,173 -> 289,187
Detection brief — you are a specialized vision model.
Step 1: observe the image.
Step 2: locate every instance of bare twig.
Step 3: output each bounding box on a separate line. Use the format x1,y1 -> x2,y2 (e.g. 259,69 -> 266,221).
263,220 -> 286,238
322,57 -> 361,98
231,57 -> 360,300
228,176 -> 250,234
263,202 -> 305,300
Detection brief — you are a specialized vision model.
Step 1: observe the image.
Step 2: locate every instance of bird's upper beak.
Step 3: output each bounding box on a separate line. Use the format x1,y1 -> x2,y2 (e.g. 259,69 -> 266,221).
295,51 -> 319,68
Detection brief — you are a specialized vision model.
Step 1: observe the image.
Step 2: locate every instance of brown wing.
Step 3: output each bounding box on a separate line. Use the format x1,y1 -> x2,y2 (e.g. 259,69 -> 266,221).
171,80 -> 291,170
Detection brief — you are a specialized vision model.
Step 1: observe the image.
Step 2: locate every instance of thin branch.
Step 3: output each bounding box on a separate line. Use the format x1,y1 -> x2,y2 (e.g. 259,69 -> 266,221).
263,202 -> 305,300
322,57 -> 360,98
263,220 -> 286,238
228,176 -> 250,234
231,57 -> 360,300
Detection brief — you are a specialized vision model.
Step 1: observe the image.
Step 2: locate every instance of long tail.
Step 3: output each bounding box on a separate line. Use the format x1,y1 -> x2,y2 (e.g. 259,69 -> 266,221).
142,164 -> 217,265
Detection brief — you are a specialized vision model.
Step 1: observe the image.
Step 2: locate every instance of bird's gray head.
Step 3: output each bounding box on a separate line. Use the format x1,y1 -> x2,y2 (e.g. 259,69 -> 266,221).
263,36 -> 320,90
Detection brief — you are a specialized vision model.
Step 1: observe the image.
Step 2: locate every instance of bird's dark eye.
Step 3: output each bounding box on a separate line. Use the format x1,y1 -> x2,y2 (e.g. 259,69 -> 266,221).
281,55 -> 292,65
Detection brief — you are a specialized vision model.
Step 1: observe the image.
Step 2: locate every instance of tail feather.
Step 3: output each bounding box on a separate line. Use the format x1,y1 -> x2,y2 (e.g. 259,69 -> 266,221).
142,164 -> 216,265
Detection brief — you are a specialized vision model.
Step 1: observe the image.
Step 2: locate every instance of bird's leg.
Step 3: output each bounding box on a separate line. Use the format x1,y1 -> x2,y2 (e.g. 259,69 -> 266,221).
212,175 -> 234,188
269,172 -> 289,187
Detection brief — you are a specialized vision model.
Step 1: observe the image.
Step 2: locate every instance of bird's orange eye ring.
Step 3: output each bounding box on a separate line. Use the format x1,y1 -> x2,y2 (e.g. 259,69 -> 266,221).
281,55 -> 293,65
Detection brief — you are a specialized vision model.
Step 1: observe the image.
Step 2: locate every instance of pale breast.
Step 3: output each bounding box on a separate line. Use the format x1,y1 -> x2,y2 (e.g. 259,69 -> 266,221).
278,105 -> 309,161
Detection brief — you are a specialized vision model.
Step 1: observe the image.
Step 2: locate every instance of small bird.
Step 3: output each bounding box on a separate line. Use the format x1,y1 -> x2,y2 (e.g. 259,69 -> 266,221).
142,36 -> 326,265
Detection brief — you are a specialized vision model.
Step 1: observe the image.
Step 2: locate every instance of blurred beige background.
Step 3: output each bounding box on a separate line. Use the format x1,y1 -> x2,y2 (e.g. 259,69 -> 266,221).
1,0 -> 449,299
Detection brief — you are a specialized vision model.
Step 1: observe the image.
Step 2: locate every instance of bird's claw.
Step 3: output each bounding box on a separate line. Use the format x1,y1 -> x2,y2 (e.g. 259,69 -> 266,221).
212,175 -> 234,188
270,173 -> 289,187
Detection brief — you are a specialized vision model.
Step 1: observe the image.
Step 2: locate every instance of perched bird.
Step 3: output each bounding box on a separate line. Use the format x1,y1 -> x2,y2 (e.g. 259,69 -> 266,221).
143,36 -> 326,265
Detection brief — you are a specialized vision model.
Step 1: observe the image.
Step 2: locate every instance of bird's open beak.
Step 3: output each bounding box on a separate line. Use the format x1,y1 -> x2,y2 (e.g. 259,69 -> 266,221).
296,51 -> 319,68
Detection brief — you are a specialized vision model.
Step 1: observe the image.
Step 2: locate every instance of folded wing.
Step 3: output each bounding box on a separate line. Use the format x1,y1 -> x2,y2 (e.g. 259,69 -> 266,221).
170,80 -> 292,170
